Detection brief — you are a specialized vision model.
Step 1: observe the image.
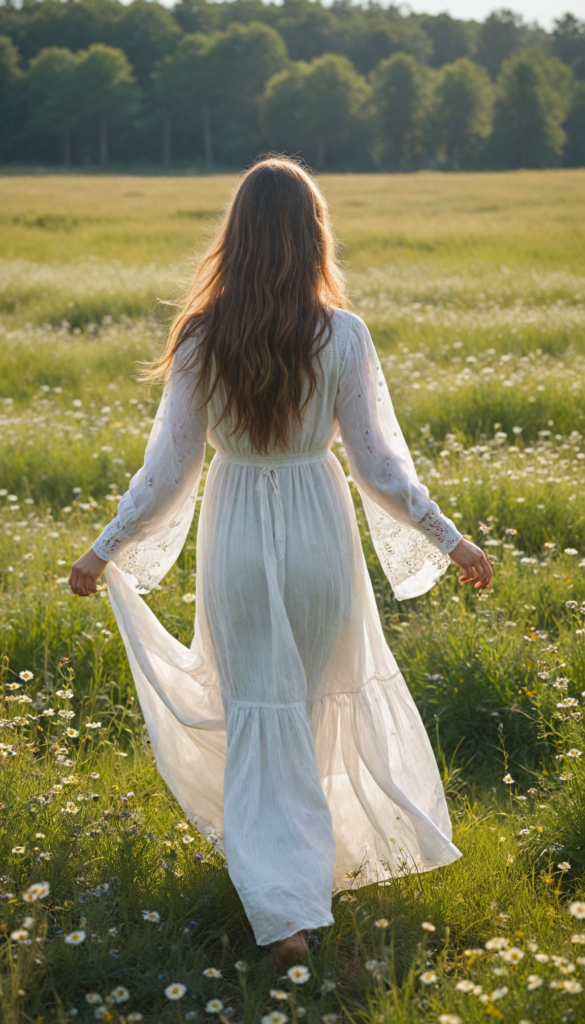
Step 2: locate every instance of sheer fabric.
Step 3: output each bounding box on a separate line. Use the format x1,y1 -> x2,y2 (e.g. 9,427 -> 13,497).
93,309 -> 463,946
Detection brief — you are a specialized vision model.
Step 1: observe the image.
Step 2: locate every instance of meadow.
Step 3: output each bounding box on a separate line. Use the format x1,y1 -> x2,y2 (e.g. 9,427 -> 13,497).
0,169 -> 584,1024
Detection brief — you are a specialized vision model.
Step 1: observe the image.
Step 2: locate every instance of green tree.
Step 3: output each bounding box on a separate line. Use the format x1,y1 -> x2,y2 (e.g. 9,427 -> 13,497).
370,53 -> 432,170
432,57 -> 493,168
262,53 -> 371,170
347,15 -> 432,75
491,49 -> 574,168
475,9 -> 524,79
563,81 -> 585,166
420,13 -> 477,68
74,43 -> 139,165
152,32 -> 211,166
552,14 -> 585,80
205,21 -> 288,165
154,22 -> 286,167
113,1 -> 181,88
0,34 -> 20,162
24,46 -> 81,165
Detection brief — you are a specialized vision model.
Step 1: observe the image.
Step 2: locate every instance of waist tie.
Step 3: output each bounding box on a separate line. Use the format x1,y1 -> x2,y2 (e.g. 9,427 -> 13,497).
216,449 -> 330,467
257,466 -> 286,596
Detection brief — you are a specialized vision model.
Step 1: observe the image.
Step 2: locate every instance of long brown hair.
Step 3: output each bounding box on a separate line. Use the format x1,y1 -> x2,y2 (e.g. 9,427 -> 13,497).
146,156 -> 349,452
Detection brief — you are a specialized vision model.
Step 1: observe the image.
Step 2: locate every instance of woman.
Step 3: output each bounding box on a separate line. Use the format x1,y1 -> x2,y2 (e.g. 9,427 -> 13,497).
69,157 -> 492,968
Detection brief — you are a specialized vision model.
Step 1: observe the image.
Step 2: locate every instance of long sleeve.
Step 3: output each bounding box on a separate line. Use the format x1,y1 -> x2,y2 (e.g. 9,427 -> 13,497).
335,312 -> 462,600
92,336 -> 207,593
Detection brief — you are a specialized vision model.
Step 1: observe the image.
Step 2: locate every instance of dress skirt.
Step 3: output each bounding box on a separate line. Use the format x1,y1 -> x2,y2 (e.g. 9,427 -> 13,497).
105,445 -> 461,946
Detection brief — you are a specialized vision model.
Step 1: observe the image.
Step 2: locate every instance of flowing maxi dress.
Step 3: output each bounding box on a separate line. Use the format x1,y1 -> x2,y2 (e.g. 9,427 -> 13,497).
92,309 -> 463,947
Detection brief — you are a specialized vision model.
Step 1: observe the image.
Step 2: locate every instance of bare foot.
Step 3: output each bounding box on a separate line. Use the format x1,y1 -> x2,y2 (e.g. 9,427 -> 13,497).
268,930 -> 308,970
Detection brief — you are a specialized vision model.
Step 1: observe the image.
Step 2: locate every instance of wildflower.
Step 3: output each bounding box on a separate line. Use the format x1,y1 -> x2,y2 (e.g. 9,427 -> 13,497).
571,934 -> 585,944
564,979 -> 583,993
109,987 -> 130,1004
558,862 -> 572,871
321,980 -> 336,993
567,749 -> 582,758
182,593 -> 196,603
421,921 -> 436,931
22,881 -> 50,901
321,1016 -> 337,1024
85,994 -> 103,1005
62,802 -> 79,814
455,980 -> 476,992
203,967 -> 222,978
12,846 -> 26,854
419,971 -> 438,985
503,773 -> 515,784
339,893 -> 356,903
438,1017 -> 461,1024
7,682 -> 22,690
176,822 -> 189,830
261,1014 -> 288,1024
93,1009 -> 112,1022
526,974 -> 543,990
59,710 -> 75,720
364,960 -> 379,971
463,948 -> 484,957
534,953 -> 549,963
234,961 -> 247,972
164,982 -> 187,1000
374,918 -> 389,928
64,930 -> 86,945
56,689 -> 74,698
270,990 -> 290,1000
500,947 -> 524,964
569,902 -> 585,919
90,772 -> 100,779
19,671 -> 34,682
11,928 -> 29,943
126,1015 -> 144,1022
183,835 -> 195,844
564,549 -> 579,556
490,986 -> 508,1000
485,937 -> 509,951
558,698 -> 579,708
288,965 -> 310,984
142,910 -> 160,922
205,999 -> 223,1013
66,728 -> 79,738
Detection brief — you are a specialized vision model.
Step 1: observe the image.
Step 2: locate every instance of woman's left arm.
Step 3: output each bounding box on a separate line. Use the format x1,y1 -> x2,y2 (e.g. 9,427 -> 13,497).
69,340 -> 207,597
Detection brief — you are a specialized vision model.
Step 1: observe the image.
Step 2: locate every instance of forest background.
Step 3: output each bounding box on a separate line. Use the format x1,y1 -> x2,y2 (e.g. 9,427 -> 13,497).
1,0 -> 585,172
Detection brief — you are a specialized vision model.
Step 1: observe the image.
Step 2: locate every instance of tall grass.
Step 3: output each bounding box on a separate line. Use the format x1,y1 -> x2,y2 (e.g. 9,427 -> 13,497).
0,172 -> 584,1022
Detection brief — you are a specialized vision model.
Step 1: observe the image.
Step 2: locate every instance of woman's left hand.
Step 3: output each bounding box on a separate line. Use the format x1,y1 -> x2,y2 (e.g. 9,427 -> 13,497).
68,549 -> 109,597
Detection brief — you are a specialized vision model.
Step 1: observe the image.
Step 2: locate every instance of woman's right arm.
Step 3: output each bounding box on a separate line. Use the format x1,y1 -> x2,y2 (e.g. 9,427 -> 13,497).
335,314 -> 491,589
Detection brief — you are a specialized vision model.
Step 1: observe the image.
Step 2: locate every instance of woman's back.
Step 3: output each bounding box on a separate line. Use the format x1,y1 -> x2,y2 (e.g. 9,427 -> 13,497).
207,308 -> 348,460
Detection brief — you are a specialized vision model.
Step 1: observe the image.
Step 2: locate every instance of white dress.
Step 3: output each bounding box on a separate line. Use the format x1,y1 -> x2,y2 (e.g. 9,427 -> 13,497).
93,309 -> 463,946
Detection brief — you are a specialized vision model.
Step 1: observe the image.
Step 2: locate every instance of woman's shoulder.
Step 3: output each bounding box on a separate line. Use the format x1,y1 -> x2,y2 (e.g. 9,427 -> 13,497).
327,308 -> 369,364
328,307 -> 367,341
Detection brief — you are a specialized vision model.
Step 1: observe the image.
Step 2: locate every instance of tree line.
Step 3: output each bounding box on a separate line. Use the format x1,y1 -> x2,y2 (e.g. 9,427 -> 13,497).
0,0 -> 584,170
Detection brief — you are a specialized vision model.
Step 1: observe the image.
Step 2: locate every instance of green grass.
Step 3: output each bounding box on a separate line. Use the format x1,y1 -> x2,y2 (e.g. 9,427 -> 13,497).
0,171 -> 585,1023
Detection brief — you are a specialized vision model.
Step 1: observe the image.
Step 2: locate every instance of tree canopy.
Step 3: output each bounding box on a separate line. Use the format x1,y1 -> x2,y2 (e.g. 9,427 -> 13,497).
0,0 -> 583,170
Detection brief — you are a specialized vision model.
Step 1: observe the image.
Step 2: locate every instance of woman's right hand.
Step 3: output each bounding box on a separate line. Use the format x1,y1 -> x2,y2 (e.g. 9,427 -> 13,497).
449,537 -> 493,589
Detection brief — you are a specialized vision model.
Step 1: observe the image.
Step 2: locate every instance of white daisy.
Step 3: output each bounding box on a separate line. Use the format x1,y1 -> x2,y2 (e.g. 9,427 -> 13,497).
288,965 -> 310,984
166,983 -> 187,1000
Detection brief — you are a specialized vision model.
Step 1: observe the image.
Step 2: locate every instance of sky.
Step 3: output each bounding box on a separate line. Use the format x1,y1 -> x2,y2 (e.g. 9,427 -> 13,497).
402,1 -> 585,31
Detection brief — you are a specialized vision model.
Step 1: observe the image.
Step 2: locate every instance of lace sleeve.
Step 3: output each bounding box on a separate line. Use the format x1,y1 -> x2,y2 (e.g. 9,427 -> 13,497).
92,336 -> 207,593
334,312 -> 462,600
